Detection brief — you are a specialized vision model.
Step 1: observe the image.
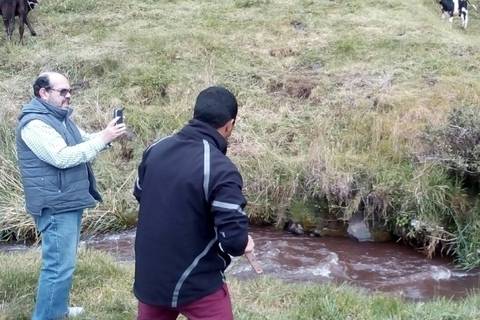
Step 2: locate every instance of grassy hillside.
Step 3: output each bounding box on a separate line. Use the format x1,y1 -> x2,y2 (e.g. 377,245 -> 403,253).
1,250 -> 479,319
1,0 -> 480,267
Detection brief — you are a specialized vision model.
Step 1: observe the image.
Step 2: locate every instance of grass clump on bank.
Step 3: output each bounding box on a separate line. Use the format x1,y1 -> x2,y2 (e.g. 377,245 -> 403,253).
0,0 -> 480,267
1,250 -> 479,320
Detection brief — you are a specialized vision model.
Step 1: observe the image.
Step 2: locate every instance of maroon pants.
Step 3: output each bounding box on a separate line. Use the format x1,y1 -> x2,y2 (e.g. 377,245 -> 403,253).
137,284 -> 233,320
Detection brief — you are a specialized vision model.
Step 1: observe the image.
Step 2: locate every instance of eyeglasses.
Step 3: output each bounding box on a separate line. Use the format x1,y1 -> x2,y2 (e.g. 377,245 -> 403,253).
48,88 -> 72,97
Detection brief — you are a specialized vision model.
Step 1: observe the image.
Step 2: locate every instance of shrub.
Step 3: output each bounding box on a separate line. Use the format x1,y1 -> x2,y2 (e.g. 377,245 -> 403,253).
424,106 -> 480,175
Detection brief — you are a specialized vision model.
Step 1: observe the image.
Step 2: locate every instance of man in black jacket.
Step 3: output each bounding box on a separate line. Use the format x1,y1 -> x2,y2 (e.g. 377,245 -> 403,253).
134,86 -> 254,320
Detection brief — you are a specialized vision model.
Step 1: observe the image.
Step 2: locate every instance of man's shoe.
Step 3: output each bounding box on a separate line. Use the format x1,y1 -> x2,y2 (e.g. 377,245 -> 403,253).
68,307 -> 85,317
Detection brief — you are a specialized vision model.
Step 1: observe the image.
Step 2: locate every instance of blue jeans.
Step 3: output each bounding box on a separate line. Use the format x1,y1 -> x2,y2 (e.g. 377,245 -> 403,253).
32,210 -> 83,320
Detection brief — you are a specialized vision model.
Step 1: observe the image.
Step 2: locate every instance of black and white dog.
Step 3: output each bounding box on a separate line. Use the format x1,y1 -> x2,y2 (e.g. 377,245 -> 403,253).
0,0 -> 39,42
439,0 -> 469,29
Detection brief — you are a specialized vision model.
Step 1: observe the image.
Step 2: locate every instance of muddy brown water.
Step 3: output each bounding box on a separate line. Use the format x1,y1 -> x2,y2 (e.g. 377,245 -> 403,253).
1,226 -> 479,301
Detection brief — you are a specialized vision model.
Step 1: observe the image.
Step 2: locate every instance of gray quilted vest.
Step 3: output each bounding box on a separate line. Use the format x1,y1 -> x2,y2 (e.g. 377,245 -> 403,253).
16,97 -> 102,216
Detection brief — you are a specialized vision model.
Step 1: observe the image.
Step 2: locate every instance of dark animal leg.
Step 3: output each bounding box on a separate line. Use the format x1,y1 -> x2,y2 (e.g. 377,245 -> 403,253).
25,16 -> 36,36
19,16 -> 25,44
7,16 -> 14,40
2,17 -> 9,40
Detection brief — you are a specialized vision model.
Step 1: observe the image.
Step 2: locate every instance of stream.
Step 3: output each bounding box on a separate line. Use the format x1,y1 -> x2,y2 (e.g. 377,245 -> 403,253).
1,226 -> 479,301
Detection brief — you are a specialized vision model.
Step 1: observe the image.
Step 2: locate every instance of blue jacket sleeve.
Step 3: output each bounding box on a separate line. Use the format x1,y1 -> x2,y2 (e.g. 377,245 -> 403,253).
133,149 -> 149,202
210,168 -> 249,257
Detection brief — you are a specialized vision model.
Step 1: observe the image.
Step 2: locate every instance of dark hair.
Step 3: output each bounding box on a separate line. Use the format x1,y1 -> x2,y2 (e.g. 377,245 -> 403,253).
193,86 -> 238,128
33,75 -> 50,98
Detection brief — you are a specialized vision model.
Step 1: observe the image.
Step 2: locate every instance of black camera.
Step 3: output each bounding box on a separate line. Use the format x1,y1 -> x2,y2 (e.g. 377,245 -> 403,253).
113,107 -> 124,124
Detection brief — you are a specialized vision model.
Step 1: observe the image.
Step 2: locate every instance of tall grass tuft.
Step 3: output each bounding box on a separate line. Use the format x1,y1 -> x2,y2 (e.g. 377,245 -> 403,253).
0,124 -> 35,241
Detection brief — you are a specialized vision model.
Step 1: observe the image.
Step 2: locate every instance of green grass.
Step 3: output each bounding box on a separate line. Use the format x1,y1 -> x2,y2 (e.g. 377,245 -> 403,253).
1,250 -> 479,320
1,0 -> 480,267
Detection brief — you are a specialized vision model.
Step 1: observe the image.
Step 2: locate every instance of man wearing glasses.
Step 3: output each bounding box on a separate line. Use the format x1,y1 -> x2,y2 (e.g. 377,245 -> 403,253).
15,72 -> 126,319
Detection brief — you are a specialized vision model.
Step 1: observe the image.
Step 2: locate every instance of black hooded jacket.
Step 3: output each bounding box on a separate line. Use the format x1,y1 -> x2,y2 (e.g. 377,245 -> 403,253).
133,119 -> 249,308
